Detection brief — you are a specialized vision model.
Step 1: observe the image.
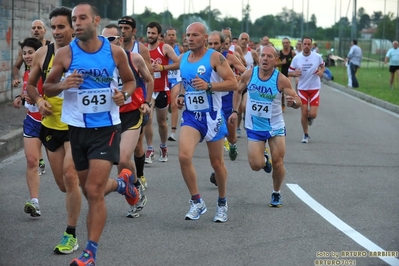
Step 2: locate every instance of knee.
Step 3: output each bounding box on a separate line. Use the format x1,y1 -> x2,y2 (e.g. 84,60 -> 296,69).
84,183 -> 103,200
248,159 -> 264,171
210,159 -> 223,172
63,169 -> 79,191
178,151 -> 191,166
26,156 -> 39,169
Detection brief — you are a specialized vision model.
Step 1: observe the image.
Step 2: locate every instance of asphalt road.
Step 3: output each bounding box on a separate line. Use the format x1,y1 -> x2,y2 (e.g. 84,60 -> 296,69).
1,83 -> 398,266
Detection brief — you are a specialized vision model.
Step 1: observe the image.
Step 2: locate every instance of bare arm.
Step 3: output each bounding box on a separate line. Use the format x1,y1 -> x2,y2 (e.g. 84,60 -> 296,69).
26,46 -> 46,103
112,46 -> 136,106
278,73 -> 301,109
139,43 -> 154,75
234,45 -> 247,67
152,44 -> 179,71
228,69 -> 252,125
251,50 -> 259,66
210,52 -> 237,92
12,49 -> 24,86
227,53 -> 246,74
132,53 -> 154,104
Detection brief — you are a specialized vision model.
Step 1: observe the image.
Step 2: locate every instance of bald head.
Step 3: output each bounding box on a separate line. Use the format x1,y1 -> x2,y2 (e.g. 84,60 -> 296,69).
187,22 -> 207,35
261,45 -> 278,58
31,20 -> 46,41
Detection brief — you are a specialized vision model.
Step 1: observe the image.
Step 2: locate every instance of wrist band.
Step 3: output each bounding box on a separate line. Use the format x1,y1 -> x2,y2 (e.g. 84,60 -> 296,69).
177,94 -> 185,98
15,95 -> 22,99
232,110 -> 238,114
160,65 -> 164,71
36,98 -> 44,105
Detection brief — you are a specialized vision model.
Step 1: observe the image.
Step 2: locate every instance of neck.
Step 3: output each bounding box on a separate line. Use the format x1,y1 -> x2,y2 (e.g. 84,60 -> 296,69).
77,37 -> 102,53
123,39 -> 135,51
259,67 -> 274,78
148,41 -> 160,50
41,39 -> 47,45
189,47 -> 207,59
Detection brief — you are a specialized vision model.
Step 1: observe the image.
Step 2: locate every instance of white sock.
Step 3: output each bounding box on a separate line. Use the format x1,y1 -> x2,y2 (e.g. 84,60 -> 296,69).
31,198 -> 39,204
273,190 -> 280,194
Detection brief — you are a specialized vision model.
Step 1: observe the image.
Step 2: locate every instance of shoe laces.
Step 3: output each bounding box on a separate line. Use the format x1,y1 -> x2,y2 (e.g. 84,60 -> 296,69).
189,200 -> 202,212
216,205 -> 227,216
160,147 -> 168,157
59,234 -> 72,245
272,193 -> 281,202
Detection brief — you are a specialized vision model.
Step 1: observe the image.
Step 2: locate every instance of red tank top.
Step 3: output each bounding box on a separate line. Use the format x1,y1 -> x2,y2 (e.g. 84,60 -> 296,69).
23,70 -> 43,121
147,42 -> 169,92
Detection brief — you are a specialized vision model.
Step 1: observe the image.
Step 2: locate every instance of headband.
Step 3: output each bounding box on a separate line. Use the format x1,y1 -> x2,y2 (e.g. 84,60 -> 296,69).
118,19 -> 135,29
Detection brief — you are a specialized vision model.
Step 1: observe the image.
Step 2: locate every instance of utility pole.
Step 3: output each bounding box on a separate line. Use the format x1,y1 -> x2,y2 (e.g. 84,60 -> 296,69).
208,0 -> 211,31
301,0 -> 304,38
351,0 -> 357,39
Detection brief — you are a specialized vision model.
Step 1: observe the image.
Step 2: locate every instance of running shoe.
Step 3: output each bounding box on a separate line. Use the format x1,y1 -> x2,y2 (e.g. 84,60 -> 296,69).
118,169 -> 139,206
213,204 -> 228,223
126,185 -> 147,218
24,199 -> 41,217
228,143 -> 238,161
159,146 -> 168,162
168,132 -> 177,141
269,192 -> 282,208
209,172 -> 217,186
302,134 -> 310,143
144,149 -> 154,164
185,199 -> 207,220
263,148 -> 272,173
54,232 -> 79,254
139,175 -> 147,190
223,137 -> 230,152
70,250 -> 95,266
38,161 -> 46,176
308,117 -> 313,126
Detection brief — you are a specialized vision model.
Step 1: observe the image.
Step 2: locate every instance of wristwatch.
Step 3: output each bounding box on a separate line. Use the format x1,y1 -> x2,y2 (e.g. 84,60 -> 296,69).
122,92 -> 129,101
207,83 -> 212,91
145,101 -> 152,108
292,100 -> 297,108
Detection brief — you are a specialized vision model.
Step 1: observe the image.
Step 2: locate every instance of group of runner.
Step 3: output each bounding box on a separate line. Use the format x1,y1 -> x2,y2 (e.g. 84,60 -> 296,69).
11,3 -> 325,265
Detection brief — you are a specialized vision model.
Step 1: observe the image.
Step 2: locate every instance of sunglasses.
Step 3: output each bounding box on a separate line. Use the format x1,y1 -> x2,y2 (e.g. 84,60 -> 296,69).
101,35 -> 120,42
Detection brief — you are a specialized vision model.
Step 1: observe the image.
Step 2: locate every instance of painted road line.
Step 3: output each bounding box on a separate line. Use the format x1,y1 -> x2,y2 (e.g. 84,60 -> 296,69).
287,183 -> 399,266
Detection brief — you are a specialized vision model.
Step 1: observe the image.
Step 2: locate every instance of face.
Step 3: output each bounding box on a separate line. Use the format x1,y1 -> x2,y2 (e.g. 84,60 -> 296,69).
282,39 -> 290,50
50,15 -> 74,47
224,37 -> 231,50
72,4 -> 100,42
232,38 -> 238,45
222,29 -> 232,39
394,42 -> 399,49
22,46 -> 37,68
248,41 -> 255,50
166,29 -> 177,44
182,41 -> 188,51
302,38 -> 312,54
147,27 -> 159,45
261,37 -> 269,46
207,34 -> 222,52
119,23 -> 135,43
296,41 -> 302,50
259,46 -> 277,71
239,33 -> 249,47
185,23 -> 207,51
31,20 -> 46,41
101,27 -> 123,46
158,35 -> 164,42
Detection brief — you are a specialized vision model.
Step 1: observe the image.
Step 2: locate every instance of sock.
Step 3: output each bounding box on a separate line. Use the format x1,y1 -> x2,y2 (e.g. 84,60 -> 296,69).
147,146 -> 154,151
85,240 -> 98,260
160,143 -> 167,148
218,197 -> 227,206
31,198 -> 38,204
171,127 -> 176,132
134,154 -> 145,177
116,179 -> 126,194
305,133 -> 309,137
39,159 -> 44,166
191,194 -> 201,203
273,190 -> 280,194
66,225 -> 76,238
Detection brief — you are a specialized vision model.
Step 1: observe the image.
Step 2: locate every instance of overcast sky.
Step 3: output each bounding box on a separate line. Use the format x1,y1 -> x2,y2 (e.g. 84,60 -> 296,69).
127,0 -> 397,29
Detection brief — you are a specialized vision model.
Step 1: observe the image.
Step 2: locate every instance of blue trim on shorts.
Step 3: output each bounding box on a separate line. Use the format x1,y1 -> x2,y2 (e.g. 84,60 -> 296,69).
246,127 -> 286,142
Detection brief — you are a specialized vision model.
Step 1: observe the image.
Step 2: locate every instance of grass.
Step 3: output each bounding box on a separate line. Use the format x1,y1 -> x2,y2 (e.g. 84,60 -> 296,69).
328,65 -> 399,106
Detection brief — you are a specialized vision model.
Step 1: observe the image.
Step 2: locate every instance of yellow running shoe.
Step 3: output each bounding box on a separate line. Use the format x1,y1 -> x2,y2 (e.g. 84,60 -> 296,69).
139,175 -> 147,190
54,232 -> 79,254
224,138 -> 230,152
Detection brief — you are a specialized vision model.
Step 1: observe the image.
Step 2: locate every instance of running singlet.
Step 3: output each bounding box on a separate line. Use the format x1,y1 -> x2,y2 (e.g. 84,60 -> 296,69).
167,43 -> 181,85
245,67 -> 284,131
62,36 -> 120,128
117,51 -> 146,113
220,51 -> 234,110
148,42 -> 169,92
180,49 -> 223,112
244,47 -> 254,70
279,49 -> 294,76
23,70 -> 43,122
41,43 -> 68,130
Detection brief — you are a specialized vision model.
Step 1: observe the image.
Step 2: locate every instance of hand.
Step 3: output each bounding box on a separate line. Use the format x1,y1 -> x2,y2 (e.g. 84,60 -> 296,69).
62,69 -> 83,89
228,112 -> 238,125
281,58 -> 287,64
12,97 -> 22,109
25,94 -> 34,105
295,69 -> 301,77
112,88 -> 125,106
191,75 -> 207,90
12,79 -> 21,87
286,95 -> 300,108
153,64 -> 163,72
176,95 -> 185,110
37,99 -> 53,117
139,102 -> 151,115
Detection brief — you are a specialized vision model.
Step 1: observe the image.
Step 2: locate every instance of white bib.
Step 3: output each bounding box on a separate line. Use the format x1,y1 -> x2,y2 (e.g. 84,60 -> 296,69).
249,99 -> 272,119
77,88 -> 113,113
185,90 -> 210,111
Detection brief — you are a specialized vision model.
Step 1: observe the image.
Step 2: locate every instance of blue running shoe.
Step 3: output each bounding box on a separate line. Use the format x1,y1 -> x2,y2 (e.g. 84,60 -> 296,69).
118,169 -> 139,206
70,250 -> 95,266
269,192 -> 282,208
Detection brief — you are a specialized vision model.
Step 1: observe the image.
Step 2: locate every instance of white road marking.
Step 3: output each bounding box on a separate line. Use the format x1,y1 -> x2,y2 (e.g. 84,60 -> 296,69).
287,183 -> 399,266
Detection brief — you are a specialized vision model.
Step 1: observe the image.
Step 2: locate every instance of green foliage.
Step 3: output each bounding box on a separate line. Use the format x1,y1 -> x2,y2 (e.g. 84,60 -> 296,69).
329,66 -> 399,105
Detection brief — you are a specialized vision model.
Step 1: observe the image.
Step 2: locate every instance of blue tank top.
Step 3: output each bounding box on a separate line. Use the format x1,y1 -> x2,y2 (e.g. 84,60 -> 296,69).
61,36 -> 120,128
180,49 -> 222,112
245,67 -> 284,131
168,44 -> 181,85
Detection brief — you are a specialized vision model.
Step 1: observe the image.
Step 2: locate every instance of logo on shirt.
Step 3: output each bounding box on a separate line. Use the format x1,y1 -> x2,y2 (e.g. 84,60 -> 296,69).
75,68 -> 113,83
197,65 -> 206,75
248,83 -> 276,100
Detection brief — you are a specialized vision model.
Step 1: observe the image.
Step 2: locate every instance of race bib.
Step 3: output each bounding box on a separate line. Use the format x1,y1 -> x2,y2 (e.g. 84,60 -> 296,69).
25,102 -> 39,113
168,69 -> 179,79
249,99 -> 272,119
185,90 -> 210,111
154,72 -> 161,79
77,88 -> 113,113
